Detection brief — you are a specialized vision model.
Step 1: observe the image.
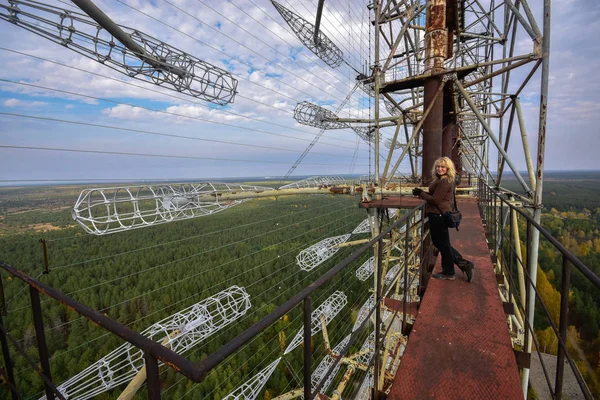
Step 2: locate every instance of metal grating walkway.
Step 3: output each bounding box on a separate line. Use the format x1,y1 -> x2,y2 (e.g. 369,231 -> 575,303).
388,199 -> 523,399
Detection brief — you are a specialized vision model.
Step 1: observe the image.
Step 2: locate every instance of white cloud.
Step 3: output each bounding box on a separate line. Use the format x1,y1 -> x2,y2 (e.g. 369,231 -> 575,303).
0,0 -> 597,180
3,98 -> 47,107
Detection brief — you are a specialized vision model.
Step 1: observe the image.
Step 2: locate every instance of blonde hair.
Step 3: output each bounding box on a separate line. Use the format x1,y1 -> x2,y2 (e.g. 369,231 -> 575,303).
432,157 -> 456,182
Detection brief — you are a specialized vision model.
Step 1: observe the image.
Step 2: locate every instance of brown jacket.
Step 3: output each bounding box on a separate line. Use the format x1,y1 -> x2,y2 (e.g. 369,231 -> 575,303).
419,177 -> 454,214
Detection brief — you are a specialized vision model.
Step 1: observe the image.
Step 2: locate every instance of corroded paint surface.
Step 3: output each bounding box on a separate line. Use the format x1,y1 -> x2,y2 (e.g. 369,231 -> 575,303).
388,200 -> 523,399
425,0 -> 447,72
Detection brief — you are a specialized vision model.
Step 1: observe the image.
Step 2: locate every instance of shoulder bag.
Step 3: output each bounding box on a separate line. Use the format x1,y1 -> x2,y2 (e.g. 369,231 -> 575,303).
436,182 -> 462,230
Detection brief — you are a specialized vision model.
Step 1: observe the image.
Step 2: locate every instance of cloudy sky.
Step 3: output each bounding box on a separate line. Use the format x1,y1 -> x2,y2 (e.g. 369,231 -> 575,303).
0,0 -> 597,184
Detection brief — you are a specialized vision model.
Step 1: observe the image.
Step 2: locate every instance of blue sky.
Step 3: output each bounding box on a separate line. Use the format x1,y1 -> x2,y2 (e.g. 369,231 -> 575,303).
0,0 -> 598,184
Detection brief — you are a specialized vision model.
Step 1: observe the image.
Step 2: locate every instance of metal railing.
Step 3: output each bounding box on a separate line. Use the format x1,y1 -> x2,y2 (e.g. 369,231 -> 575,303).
0,205 -> 426,399
478,181 -> 600,400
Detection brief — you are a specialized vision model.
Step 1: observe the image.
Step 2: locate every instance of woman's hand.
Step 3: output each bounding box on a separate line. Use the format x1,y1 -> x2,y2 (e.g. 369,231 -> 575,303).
412,188 -> 422,196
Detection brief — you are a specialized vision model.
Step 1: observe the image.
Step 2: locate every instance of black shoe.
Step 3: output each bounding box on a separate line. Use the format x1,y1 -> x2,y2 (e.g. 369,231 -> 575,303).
432,273 -> 455,281
459,261 -> 475,283
459,261 -> 475,282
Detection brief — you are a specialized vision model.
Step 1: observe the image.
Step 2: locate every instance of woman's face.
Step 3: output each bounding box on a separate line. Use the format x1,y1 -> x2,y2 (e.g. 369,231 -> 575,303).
435,164 -> 448,176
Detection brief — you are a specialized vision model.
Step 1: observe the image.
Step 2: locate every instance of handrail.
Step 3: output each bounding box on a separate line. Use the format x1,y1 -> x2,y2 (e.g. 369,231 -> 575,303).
0,204 -> 425,397
482,184 -> 599,289
194,204 -> 424,380
0,260 -> 203,380
478,180 -> 597,399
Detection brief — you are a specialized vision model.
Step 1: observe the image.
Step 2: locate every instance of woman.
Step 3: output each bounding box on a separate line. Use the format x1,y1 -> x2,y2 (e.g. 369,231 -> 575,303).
412,157 -> 475,282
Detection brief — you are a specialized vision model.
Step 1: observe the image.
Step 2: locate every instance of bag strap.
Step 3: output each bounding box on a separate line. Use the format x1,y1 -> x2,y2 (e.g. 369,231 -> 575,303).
453,182 -> 459,211
434,181 -> 459,214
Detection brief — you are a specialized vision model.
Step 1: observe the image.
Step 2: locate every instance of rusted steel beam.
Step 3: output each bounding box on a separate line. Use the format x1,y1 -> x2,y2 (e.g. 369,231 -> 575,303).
0,314 -> 66,399
0,313 -> 18,400
39,239 -> 50,274
502,302 -> 515,315
422,77 -> 444,185
145,353 -> 160,400
514,350 -> 531,369
446,0 -> 458,57
30,287 -> 55,400
421,0 -> 449,185
424,0 -> 447,73
304,297 -> 312,400
380,66 -> 475,93
555,256 -> 571,400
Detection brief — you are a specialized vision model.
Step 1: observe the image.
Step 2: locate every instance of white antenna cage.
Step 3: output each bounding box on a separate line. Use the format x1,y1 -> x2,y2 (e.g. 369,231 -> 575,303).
72,182 -> 273,235
279,176 -> 345,190
284,291 -> 347,354
356,256 -> 375,282
296,234 -> 351,271
310,334 -> 351,397
223,358 -> 281,400
352,294 -> 392,333
43,286 -> 251,400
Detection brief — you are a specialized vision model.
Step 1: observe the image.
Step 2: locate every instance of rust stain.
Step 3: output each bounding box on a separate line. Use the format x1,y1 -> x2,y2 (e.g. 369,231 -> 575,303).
427,2 -> 446,31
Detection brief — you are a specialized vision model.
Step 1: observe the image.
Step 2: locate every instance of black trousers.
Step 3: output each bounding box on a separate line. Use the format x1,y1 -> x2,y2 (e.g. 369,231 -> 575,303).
428,213 -> 465,275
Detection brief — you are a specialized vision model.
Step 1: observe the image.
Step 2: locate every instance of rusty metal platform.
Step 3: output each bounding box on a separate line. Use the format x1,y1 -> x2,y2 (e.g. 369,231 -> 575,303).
388,199 -> 523,399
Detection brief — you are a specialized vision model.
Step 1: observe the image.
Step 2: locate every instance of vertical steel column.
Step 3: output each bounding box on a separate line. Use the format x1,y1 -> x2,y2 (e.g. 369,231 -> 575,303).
313,0 -> 325,43
515,97 -> 537,191
495,103 -> 517,186
0,313 -> 18,400
422,0 -> 447,184
555,256 -> 571,400
523,0 -> 551,395
486,186 -> 491,234
523,220 -> 532,360
40,239 -> 50,274
0,274 -> 6,316
498,198 -> 504,256
402,217 -> 410,334
422,78 -> 444,185
512,210 -> 527,305
145,353 -> 161,400
493,192 -> 497,251
508,206 -> 515,293
419,206 -> 429,293
372,3 -> 383,391
374,0 -> 381,185
442,122 -> 457,159
424,0 -> 447,72
374,235 -> 384,398
30,286 -> 54,400
304,296 -> 312,400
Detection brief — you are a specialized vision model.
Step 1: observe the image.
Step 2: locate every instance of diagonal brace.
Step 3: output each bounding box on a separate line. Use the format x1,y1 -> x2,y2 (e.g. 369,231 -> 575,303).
454,79 -> 533,196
